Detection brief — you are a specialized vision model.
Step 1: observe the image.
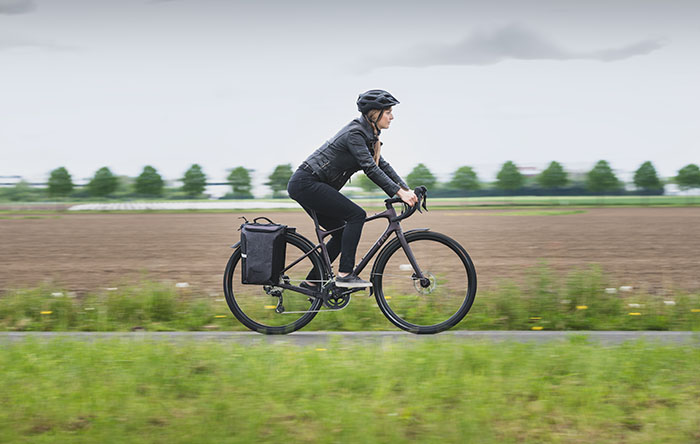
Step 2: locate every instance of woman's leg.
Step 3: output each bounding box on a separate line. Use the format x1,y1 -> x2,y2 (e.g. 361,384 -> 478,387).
298,209 -> 344,284
288,176 -> 366,275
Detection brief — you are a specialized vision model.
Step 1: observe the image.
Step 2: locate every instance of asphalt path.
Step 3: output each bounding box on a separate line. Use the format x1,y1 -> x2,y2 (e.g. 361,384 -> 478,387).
1,331 -> 699,346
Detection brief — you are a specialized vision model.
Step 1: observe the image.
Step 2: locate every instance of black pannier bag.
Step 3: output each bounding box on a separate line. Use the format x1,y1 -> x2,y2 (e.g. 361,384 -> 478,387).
239,217 -> 287,285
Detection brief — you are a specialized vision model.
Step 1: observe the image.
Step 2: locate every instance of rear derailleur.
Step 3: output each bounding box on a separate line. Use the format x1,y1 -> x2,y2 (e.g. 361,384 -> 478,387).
263,283 -> 286,314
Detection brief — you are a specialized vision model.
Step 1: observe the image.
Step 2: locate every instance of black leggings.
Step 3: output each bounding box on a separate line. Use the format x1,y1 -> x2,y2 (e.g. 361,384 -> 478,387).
287,169 -> 366,277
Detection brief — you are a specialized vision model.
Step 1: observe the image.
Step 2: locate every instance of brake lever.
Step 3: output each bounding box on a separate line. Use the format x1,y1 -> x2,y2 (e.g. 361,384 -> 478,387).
415,187 -> 428,214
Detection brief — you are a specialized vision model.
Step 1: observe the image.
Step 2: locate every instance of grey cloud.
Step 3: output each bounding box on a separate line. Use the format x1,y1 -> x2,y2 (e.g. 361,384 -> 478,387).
591,39 -> 666,61
0,0 -> 35,14
368,24 -> 665,70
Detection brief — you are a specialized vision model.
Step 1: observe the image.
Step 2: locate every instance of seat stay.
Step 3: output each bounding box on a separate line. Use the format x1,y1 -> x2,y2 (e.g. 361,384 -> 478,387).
281,245 -> 319,275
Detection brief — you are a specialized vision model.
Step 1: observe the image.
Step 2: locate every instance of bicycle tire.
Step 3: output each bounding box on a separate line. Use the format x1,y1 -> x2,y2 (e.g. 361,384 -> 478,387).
371,231 -> 477,334
223,230 -> 328,334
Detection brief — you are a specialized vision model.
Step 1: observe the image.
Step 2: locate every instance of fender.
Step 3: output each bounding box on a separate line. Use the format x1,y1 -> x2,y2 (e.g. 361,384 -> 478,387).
230,241 -> 241,249
404,228 -> 430,235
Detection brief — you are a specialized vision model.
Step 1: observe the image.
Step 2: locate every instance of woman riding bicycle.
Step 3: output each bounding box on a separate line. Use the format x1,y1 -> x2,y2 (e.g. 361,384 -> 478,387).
287,89 -> 418,289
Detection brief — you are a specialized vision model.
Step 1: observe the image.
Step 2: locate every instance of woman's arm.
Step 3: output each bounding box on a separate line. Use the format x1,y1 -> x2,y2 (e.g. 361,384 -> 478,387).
346,132 -> 401,197
378,154 -> 417,205
378,155 -> 409,190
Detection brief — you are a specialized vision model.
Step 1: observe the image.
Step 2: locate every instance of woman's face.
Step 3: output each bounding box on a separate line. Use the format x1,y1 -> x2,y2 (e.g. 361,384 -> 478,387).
376,107 -> 394,130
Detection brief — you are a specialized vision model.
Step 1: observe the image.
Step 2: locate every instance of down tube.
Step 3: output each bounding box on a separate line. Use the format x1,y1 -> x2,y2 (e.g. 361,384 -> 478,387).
353,224 -> 397,276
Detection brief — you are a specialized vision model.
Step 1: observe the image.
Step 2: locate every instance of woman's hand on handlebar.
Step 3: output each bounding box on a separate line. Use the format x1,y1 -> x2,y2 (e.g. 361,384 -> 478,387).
397,188 -> 418,206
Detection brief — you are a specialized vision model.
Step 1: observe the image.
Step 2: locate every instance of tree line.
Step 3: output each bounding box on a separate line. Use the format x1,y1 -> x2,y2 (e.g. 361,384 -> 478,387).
4,161 -> 700,201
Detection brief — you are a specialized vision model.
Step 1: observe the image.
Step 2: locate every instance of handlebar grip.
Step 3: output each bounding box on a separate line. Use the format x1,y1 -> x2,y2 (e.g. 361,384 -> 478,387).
383,186 -> 428,221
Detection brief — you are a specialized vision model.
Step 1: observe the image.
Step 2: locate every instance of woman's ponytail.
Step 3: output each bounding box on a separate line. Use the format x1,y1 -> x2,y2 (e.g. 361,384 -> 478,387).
365,109 -> 382,165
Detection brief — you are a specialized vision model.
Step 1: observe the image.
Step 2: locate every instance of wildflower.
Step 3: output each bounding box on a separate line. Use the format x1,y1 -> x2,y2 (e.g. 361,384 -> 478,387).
51,292 -> 63,297
628,303 -> 642,308
531,326 -> 544,331
176,282 -> 190,288
605,288 -> 617,294
40,311 -> 52,315
576,305 -> 588,310
619,286 -> 633,292
663,301 -> 676,306
629,312 -> 642,316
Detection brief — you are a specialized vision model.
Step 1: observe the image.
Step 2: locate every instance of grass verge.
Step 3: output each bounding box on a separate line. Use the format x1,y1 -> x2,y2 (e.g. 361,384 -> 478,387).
1,338 -> 699,443
1,194 -> 699,215
1,265 -> 699,332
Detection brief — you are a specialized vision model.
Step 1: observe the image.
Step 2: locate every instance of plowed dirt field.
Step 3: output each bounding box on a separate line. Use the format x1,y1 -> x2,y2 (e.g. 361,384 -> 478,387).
1,208 -> 699,294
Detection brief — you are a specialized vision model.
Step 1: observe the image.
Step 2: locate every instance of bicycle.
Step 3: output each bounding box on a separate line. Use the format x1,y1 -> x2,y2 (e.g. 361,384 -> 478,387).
223,186 -> 477,334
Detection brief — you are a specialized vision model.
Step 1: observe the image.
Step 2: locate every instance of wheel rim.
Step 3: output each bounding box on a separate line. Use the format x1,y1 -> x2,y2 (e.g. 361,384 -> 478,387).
374,234 -> 474,330
224,236 -> 324,331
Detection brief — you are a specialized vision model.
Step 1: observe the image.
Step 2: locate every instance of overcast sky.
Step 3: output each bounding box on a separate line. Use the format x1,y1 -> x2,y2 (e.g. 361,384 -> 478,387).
1,0 -> 699,193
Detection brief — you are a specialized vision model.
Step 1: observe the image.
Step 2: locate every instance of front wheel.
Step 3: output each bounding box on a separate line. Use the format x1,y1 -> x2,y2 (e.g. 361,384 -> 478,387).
371,231 -> 477,334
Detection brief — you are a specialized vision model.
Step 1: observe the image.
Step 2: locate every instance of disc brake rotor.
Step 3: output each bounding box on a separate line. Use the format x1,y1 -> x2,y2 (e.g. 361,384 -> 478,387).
414,272 -> 436,295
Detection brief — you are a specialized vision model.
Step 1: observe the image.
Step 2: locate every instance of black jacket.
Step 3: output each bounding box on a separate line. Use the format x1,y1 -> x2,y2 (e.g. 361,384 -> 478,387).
300,116 -> 409,197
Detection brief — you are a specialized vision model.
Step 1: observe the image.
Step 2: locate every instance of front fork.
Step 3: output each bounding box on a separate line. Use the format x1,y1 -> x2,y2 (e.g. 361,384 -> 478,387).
370,230 -> 431,296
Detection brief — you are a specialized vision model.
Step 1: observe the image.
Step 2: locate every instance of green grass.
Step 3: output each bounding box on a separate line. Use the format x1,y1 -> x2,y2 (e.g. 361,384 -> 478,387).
432,195 -> 700,207
1,194 -> 698,216
2,265 -> 699,332
1,338 -> 699,443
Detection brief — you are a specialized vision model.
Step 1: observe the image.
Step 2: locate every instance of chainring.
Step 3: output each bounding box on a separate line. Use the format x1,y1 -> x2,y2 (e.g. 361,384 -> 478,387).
324,287 -> 351,309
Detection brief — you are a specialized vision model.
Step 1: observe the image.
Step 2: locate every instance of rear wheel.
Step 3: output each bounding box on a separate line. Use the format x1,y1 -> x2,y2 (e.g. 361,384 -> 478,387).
223,231 -> 328,334
371,231 -> 477,334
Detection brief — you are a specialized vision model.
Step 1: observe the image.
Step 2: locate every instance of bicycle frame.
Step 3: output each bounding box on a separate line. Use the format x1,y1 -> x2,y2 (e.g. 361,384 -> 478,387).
277,201 -> 429,299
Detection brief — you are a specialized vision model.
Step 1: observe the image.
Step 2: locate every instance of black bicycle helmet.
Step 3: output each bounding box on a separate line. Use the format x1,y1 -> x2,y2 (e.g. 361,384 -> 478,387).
356,89 -> 400,114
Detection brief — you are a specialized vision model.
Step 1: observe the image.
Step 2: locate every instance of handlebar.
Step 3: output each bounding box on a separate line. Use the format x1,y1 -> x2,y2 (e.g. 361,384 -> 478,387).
384,186 -> 428,222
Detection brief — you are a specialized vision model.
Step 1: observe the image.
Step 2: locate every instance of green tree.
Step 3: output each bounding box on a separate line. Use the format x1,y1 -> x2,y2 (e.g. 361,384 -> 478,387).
181,164 -> 207,197
449,166 -> 480,190
87,167 -> 119,197
676,164 -> 700,191
586,160 -> 621,193
266,164 -> 293,197
354,173 -> 380,192
633,161 -> 662,192
134,165 -> 164,196
47,167 -> 74,197
227,167 -> 253,198
537,161 -> 568,189
496,161 -> 524,191
5,180 -> 36,202
406,163 -> 437,189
